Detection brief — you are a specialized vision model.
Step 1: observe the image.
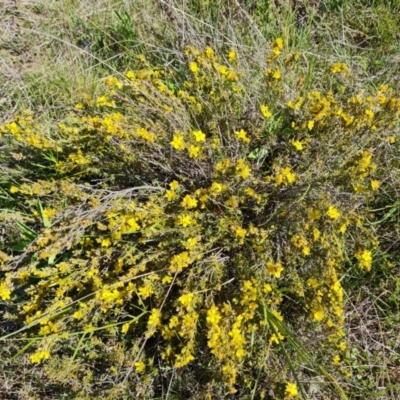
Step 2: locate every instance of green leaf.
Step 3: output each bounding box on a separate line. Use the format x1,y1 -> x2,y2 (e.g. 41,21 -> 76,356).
11,242 -> 29,252
10,338 -> 38,361
37,199 -> 51,228
16,221 -> 38,241
280,127 -> 293,136
48,254 -> 56,265
248,147 -> 268,160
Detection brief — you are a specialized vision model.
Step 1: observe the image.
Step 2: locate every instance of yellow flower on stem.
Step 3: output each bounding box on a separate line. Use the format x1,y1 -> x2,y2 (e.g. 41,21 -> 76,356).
285,382 -> 298,398
266,262 -> 284,278
0,282 -> 12,301
326,205 -> 340,220
181,195 -> 198,209
192,130 -> 206,142
135,360 -> 146,373
190,62 -> 200,74
260,104 -> 272,118
371,180 -> 380,191
189,145 -> 201,158
228,49 -> 236,62
171,134 -> 185,150
176,214 -> 195,227
274,38 -> 284,49
292,140 -> 303,151
235,129 -> 250,143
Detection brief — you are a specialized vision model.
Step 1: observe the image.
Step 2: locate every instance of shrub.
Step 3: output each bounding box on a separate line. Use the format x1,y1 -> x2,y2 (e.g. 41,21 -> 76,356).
1,38 -> 399,398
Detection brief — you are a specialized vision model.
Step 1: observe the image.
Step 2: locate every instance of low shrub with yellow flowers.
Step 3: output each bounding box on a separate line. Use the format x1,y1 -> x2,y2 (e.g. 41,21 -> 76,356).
0,38 -> 399,398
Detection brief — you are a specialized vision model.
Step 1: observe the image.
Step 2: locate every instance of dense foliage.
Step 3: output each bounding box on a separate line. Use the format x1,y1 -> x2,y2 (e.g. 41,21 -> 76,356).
1,33 -> 400,398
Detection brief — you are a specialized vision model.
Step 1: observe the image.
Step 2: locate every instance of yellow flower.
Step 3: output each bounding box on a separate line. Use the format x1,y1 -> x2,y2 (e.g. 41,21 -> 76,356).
215,158 -> 231,173
169,252 -> 191,273
162,275 -> 173,284
260,104 -> 272,118
281,167 -> 296,183
307,120 -> 315,130
269,332 -> 284,344
338,341 -> 347,351
101,238 -> 111,247
179,293 -> 194,311
171,134 -> 185,150
206,305 -> 222,325
127,218 -> 140,231
97,95 -> 116,107
205,47 -> 214,58
342,113 -> 354,126
185,237 -> 198,249
148,308 -> 161,327
174,346 -> 195,368
307,278 -> 319,288
287,97 -> 303,110
331,63 -> 349,74
236,159 -> 251,179
73,310 -> 84,319
105,76 -> 123,89
181,195 -> 198,209
365,109 -> 374,119
354,184 -> 365,194
274,38 -> 284,49
30,350 -> 50,364
263,283 -> 273,293
0,282 -> 12,301
312,306 -> 325,322
272,69 -> 281,79
358,249 -> 372,272
210,182 -> 225,194
271,309 -> 284,321
121,322 -> 130,334
333,355 -> 341,365
136,127 -> 155,142
228,49 -> 236,62
189,62 -> 200,73
126,70 -> 135,80
371,180 -> 380,191
292,140 -> 303,151
165,189 -> 176,201
285,382 -> 298,398
138,285 -> 153,298
308,209 -> 321,220
170,180 -> 179,190
326,205 -> 340,220
176,214 -> 195,227
234,227 -> 247,243
235,129 -> 250,143
9,186 -> 19,194
189,145 -> 201,158
192,130 -> 206,142
135,360 -> 146,373
266,262 -> 284,278
217,65 -> 228,75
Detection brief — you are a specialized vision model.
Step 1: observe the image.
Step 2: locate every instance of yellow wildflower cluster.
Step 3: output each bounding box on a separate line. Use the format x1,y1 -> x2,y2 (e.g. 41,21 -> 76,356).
1,37 -> 398,398
30,350 -> 51,364
274,166 -> 296,185
356,249 -> 373,272
330,63 -> 349,74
